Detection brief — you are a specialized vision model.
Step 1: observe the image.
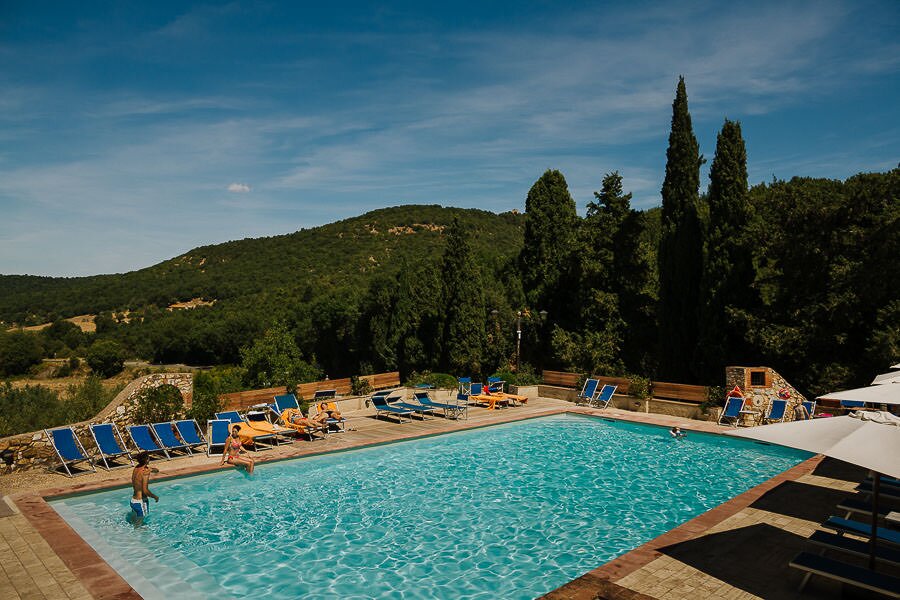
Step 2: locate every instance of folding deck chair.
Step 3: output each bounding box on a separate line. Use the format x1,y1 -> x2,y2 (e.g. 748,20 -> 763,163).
128,424 -> 170,459
801,400 -> 816,419
174,419 -> 207,453
207,419 -> 231,456
591,384 -> 618,409
576,378 -> 600,405
216,411 -> 282,446
152,422 -> 194,456
89,423 -> 133,470
762,398 -> 788,424
718,396 -> 744,427
45,427 -> 96,476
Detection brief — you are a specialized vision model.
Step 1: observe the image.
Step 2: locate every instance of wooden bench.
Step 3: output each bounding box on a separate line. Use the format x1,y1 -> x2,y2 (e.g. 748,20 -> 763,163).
359,371 -> 401,391
542,370 -> 581,388
650,381 -> 708,404
593,376 -> 631,395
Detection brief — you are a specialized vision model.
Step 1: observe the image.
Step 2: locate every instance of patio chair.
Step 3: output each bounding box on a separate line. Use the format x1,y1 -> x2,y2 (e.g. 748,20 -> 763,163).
820,516 -> 900,546
801,400 -> 816,419
840,400 -> 866,413
128,424 -> 170,460
174,419 -> 207,452
151,422 -> 194,456
89,423 -> 133,470
273,394 -> 300,415
469,383 -> 509,410
487,377 -> 505,394
457,377 -> 472,395
216,411 -> 280,446
806,529 -> 900,567
388,393 -> 438,419
591,384 -> 618,409
313,389 -> 337,401
576,378 -> 600,405
762,398 -> 788,424
370,393 -> 414,423
837,496 -> 893,520
718,396 -> 744,427
412,391 -> 467,420
790,551 -> 900,597
207,419 -> 231,456
45,427 -> 96,477
278,408 -> 326,440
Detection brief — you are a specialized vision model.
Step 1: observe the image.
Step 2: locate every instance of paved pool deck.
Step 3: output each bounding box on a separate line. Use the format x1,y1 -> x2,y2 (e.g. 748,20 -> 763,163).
0,397 -> 881,599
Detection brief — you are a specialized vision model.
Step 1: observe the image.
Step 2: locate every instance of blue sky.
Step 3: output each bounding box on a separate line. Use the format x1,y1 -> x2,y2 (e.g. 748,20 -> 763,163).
1,1 -> 898,276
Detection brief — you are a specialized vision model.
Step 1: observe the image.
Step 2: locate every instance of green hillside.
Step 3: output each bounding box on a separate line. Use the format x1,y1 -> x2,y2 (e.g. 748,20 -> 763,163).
0,205 -> 525,325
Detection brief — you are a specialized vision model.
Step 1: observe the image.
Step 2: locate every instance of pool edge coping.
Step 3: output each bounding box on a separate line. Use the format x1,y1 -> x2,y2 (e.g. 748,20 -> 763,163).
11,406 -> 816,600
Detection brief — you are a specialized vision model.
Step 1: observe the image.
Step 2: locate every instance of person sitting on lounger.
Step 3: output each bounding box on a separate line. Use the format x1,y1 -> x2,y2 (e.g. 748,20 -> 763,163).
221,425 -> 255,474
129,452 -> 159,526
670,426 -> 686,440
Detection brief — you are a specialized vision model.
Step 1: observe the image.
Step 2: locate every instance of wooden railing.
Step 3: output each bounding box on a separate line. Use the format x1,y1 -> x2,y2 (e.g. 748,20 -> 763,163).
542,370 -> 581,388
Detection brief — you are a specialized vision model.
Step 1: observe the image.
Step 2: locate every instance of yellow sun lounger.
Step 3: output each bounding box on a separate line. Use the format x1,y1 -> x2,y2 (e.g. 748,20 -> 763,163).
279,408 -> 326,440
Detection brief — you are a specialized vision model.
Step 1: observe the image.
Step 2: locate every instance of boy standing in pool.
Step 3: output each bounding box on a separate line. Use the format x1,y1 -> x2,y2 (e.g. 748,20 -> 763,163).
130,452 -> 159,526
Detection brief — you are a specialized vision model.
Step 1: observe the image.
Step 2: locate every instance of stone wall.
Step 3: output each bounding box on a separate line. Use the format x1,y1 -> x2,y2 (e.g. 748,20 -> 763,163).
0,373 -> 193,475
725,366 -> 807,421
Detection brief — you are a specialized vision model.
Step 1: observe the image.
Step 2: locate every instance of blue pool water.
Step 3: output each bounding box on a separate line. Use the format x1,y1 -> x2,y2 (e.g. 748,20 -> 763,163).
50,415 -> 810,599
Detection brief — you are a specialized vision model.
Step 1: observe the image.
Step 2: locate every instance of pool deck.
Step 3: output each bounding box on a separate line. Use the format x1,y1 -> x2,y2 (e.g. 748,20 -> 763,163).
0,397 -> 880,599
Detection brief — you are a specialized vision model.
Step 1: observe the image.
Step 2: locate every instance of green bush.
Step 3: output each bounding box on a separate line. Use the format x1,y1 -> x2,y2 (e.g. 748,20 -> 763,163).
350,375 -> 373,396
187,368 -> 244,423
0,382 -> 62,437
133,384 -> 184,424
626,374 -> 651,399
404,371 -> 458,390
86,340 -> 125,378
0,331 -> 44,376
63,376 -> 119,424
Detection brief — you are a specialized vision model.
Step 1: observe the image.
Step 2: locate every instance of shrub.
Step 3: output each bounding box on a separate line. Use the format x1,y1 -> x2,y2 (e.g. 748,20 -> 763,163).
350,376 -> 373,396
626,374 -> 651,399
86,340 -> 125,378
187,368 -> 243,423
133,384 -> 184,424
404,371 -> 458,390
62,376 -> 119,423
0,331 -> 43,376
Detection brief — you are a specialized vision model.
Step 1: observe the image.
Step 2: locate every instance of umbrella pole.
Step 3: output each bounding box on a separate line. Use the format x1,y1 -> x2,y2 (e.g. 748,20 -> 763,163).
869,472 -> 880,571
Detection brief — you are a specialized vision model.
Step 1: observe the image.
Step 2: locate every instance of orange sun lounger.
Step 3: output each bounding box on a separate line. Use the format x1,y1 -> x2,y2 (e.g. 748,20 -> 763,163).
279,408 -> 326,439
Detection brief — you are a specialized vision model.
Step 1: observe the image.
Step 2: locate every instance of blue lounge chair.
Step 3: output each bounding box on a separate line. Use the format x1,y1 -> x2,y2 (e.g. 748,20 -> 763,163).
89,423 -> 133,470
763,398 -> 788,424
487,377 -> 505,394
273,394 -> 300,415
215,411 -> 244,425
207,419 -> 231,456
592,384 -> 618,409
801,400 -> 816,419
840,400 -> 866,412
128,424 -> 170,459
174,419 -> 207,452
218,411 -> 285,445
45,427 -> 96,477
413,391 -> 468,420
821,516 -> 900,546
313,389 -> 337,401
857,481 -> 900,500
389,393 -> 438,419
790,551 -> 900,597
457,377 -> 472,395
370,393 -> 414,423
807,530 -> 900,566
152,422 -> 193,456
576,379 -> 599,405
718,396 -> 744,427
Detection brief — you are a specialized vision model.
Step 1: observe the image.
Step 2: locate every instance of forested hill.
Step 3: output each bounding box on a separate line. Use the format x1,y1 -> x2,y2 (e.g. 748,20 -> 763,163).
0,205 -> 525,325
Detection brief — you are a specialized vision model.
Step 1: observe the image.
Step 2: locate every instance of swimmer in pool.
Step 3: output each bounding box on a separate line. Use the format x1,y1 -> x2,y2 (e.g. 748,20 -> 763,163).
130,452 -> 159,526
670,426 -> 686,440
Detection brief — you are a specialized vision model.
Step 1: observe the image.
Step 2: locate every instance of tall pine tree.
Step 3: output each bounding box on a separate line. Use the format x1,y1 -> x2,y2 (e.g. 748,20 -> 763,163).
519,169 -> 579,330
439,217 -> 486,375
697,119 -> 754,380
658,76 -> 705,382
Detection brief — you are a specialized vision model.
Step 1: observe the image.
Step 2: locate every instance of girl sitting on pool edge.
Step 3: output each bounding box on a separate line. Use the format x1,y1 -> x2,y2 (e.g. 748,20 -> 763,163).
221,424 -> 255,474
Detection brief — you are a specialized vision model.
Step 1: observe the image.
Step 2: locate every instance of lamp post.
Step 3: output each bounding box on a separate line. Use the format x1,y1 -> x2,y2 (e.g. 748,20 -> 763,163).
516,311 -> 522,372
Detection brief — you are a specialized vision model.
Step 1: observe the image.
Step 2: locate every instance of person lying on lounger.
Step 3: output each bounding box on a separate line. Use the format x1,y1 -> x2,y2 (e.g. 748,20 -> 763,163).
318,402 -> 343,421
221,425 -> 255,474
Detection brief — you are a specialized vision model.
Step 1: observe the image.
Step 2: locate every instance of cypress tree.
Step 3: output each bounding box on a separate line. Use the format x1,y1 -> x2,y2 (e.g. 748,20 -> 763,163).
439,217 -> 486,375
697,119 -> 753,379
658,76 -> 705,382
519,169 -> 578,328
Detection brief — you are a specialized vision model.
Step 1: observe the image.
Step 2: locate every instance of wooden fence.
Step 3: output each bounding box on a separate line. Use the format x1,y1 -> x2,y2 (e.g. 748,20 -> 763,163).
219,371 -> 401,412
541,370 -> 707,403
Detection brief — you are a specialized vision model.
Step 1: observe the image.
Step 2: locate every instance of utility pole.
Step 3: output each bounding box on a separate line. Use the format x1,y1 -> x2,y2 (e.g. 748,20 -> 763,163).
516,310 -> 522,372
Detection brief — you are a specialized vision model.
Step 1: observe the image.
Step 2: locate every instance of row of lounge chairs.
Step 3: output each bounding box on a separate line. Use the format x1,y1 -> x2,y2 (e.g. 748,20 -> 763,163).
718,397 -> 818,427
790,476 -> 900,597
45,419 -> 208,477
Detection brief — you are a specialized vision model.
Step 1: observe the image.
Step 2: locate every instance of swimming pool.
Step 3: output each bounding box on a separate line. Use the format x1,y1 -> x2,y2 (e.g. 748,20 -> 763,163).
50,414 -> 810,599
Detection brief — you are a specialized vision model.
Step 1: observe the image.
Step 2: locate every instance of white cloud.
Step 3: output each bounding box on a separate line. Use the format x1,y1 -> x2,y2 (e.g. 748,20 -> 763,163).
227,182 -> 251,193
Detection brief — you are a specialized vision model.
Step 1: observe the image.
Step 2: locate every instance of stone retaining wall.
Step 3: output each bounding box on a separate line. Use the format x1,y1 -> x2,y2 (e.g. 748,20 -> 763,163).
0,373 -> 193,475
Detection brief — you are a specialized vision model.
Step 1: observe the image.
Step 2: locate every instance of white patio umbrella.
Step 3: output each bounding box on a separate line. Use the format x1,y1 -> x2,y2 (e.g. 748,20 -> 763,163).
726,411 -> 900,569
872,371 -> 900,385
892,363 -> 900,369
817,382 -> 900,405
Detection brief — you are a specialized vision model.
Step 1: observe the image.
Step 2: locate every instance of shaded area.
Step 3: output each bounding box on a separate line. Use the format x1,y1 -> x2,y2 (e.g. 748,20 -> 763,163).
659,523 -> 841,599
750,480 -> 854,523
813,457 -> 869,482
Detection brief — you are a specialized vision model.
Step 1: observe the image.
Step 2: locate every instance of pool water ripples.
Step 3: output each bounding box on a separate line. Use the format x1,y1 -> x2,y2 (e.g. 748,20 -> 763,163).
50,414 -> 809,599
